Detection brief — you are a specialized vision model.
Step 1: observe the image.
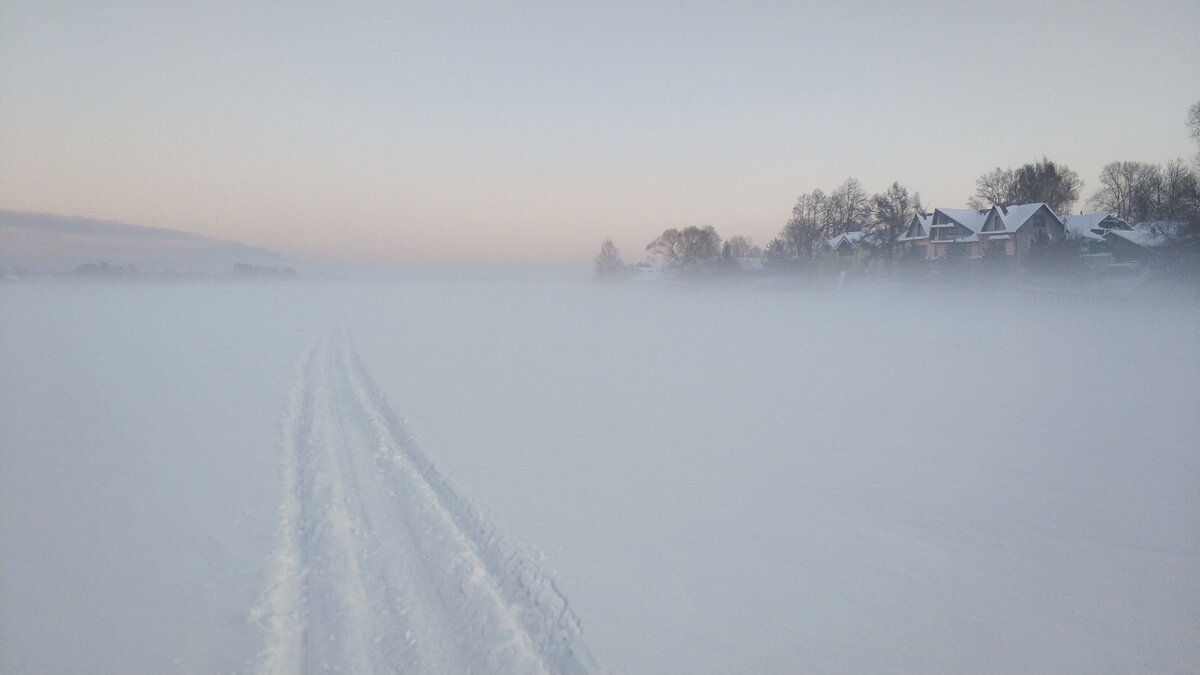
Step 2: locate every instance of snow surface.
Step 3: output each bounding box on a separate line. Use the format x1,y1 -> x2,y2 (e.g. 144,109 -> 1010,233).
251,328 -> 594,673
2,280 -> 1198,673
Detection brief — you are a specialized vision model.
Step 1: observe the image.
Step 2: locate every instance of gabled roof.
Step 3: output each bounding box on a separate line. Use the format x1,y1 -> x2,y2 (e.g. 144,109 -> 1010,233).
825,231 -> 868,250
904,203 -> 1072,242
1063,212 -> 1110,231
933,208 -> 989,234
1062,213 -> 1109,239
1062,213 -> 1119,240
994,203 -> 1064,233
898,214 -> 931,242
1063,213 -> 1129,240
994,203 -> 1041,230
924,209 -> 987,245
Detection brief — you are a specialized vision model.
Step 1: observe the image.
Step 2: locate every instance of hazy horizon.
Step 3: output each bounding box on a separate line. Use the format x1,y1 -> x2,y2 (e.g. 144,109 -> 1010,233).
2,1 -> 1198,268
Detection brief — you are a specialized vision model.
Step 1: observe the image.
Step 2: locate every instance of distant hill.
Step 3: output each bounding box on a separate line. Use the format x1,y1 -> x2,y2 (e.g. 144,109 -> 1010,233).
0,210 -> 291,274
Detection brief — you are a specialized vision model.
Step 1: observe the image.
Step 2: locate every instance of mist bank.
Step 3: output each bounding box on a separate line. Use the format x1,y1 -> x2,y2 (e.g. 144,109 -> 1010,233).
0,210 -> 291,275
7,262 -> 1196,315
2,279 -> 1196,672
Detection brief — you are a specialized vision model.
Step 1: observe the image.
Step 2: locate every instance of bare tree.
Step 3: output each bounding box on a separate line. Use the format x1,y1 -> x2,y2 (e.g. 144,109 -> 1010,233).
1159,159 -> 1200,223
645,225 -> 722,272
968,158 -> 1082,213
1091,161 -> 1145,221
778,179 -> 889,264
722,235 -> 762,259
1189,100 -> 1200,168
1011,158 -> 1083,214
1090,160 -> 1191,223
967,167 -> 1016,209
824,177 -> 872,235
781,190 -> 827,262
594,239 -> 626,279
1128,163 -> 1164,223
872,182 -> 922,266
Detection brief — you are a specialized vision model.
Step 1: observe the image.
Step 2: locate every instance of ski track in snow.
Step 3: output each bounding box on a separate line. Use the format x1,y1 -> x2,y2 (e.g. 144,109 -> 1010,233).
251,329 -> 597,674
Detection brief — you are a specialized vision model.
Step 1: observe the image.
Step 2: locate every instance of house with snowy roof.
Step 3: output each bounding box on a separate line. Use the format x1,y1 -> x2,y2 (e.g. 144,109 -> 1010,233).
1104,221 -> 1199,266
818,230 -> 878,273
1062,213 -> 1129,241
898,203 -> 1066,262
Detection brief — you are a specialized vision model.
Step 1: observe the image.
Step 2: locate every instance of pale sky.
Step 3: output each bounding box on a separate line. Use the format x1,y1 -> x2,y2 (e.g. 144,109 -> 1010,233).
2,1 -> 1198,268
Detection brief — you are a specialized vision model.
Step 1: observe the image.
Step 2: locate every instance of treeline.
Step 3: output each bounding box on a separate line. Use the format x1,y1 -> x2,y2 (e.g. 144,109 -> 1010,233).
594,177 -> 927,279
1092,160 -> 1198,224
595,102 -> 1200,279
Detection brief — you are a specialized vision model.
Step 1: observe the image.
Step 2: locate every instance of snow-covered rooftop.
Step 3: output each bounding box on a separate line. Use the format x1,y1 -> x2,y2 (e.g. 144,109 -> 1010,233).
994,203 -> 1052,232
917,203 -> 1066,238
934,208 -> 989,233
1062,213 -> 1114,240
898,214 -> 932,242
825,231 -> 868,250
1105,222 -> 1193,248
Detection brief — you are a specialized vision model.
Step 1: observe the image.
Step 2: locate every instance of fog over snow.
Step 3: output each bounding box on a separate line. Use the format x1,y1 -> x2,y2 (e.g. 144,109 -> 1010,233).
1,279 -> 1196,673
0,210 -> 292,275
3,2 -> 1198,670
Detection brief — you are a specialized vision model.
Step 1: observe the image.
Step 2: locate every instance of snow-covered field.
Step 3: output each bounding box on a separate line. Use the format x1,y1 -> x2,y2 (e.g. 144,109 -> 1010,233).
2,279 -> 1197,673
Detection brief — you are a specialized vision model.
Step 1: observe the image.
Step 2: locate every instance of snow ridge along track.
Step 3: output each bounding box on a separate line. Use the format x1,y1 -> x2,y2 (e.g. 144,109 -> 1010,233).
252,329 -> 597,674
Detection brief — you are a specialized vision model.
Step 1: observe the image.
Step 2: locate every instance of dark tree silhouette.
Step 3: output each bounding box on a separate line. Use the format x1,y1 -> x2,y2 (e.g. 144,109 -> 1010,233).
968,158 -> 1082,214
645,226 -> 722,273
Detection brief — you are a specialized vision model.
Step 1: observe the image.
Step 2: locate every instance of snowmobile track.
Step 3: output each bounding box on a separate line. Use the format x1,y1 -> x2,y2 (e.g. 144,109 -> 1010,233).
252,329 -> 596,674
